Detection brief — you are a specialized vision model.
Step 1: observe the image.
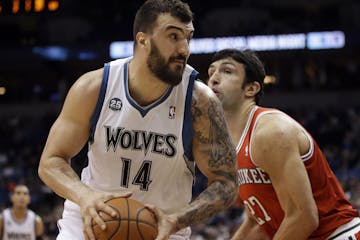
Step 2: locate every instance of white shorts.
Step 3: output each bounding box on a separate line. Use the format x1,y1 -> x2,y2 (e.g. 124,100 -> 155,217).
327,217 -> 360,240
56,200 -> 191,240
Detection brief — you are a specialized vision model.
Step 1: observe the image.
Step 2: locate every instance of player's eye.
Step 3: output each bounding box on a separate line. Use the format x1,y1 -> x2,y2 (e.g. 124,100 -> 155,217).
169,33 -> 178,40
223,69 -> 232,74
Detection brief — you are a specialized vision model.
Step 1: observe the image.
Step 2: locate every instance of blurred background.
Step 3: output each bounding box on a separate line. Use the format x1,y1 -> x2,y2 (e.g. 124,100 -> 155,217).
0,0 -> 359,239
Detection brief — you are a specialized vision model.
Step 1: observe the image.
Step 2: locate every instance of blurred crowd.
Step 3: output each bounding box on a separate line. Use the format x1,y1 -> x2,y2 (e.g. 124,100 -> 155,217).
0,105 -> 359,239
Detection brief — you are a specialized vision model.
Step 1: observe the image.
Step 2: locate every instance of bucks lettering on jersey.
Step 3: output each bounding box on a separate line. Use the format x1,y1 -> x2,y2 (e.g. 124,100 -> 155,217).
80,57 -> 199,214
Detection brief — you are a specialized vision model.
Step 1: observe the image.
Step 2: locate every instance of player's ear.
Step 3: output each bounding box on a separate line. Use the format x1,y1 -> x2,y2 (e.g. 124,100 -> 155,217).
136,32 -> 149,48
245,81 -> 261,97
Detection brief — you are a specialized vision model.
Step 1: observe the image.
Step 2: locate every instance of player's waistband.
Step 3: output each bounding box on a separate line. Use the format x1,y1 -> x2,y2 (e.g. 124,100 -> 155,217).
327,217 -> 360,240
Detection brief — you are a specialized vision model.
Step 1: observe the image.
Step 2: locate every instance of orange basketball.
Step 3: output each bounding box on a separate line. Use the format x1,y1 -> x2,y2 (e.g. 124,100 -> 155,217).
92,197 -> 158,240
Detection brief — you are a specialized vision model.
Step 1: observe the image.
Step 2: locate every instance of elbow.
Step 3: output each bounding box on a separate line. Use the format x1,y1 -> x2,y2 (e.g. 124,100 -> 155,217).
226,170 -> 239,207
209,179 -> 238,209
38,159 -> 46,184
38,155 -> 51,185
308,211 -> 319,233
230,181 -> 239,206
222,179 -> 239,208
302,208 -> 319,234
307,202 -> 319,232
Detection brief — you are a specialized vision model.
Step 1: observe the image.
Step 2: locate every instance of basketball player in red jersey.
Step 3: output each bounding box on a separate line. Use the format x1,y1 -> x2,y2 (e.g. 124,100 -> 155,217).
207,49 -> 360,240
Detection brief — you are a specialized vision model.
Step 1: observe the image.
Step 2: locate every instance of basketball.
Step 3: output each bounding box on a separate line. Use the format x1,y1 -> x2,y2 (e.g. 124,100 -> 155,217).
92,197 -> 158,240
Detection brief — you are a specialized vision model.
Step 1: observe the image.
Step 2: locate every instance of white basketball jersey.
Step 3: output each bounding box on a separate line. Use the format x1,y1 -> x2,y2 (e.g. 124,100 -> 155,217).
81,57 -> 198,214
2,208 -> 36,240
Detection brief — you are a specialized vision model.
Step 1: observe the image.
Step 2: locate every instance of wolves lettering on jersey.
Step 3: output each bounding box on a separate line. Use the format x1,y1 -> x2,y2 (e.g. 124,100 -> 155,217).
105,126 -> 177,157
237,167 -> 271,185
6,232 -> 32,240
2,208 -> 36,240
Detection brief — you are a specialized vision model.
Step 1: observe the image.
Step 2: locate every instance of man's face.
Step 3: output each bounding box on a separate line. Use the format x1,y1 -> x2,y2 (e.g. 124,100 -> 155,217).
147,39 -> 185,86
11,185 -> 30,208
147,14 -> 194,86
207,58 -> 246,109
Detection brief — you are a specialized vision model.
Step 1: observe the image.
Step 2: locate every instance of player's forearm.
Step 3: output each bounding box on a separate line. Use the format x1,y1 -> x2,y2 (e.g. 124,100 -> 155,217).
273,213 -> 318,240
274,224 -> 313,240
38,156 -> 91,204
232,221 -> 269,240
231,229 -> 244,240
172,178 -> 237,231
231,217 -> 254,240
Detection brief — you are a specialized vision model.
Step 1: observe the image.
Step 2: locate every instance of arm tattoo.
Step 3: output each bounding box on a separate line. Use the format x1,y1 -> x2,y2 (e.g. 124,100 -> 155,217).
208,98 -> 237,168
179,95 -> 237,229
192,97 -> 237,169
176,181 -> 235,229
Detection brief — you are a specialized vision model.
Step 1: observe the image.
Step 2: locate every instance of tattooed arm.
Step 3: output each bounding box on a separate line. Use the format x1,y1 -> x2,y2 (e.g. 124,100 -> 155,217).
149,81 -> 238,240
179,81 -> 238,226
180,80 -> 237,225
148,82 -> 238,240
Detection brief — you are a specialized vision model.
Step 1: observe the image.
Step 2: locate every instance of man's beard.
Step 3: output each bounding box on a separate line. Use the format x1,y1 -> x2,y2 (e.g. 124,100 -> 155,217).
147,40 -> 187,86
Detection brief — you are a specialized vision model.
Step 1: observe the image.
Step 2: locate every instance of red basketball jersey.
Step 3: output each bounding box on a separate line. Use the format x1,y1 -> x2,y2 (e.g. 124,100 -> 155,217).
237,106 -> 359,239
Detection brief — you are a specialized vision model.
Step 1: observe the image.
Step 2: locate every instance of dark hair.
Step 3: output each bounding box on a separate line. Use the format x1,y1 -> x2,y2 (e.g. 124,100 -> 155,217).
211,49 -> 265,104
133,0 -> 193,46
11,184 -> 29,194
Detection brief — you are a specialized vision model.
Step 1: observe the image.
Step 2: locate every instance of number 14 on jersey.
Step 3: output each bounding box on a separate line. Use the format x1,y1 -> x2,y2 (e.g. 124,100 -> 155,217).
120,158 -> 152,191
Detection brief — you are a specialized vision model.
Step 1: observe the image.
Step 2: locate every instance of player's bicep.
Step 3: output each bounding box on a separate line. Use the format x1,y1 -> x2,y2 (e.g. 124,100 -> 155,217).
41,70 -> 102,161
191,84 -> 237,184
43,113 -> 89,161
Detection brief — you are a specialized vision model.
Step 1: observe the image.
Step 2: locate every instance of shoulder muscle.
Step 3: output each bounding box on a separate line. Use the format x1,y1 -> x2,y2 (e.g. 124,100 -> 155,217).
61,68 -> 103,121
251,113 -> 302,169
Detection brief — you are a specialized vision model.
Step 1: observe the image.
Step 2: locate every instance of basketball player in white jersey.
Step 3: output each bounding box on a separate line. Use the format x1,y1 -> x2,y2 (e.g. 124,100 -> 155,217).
207,49 -> 360,240
38,0 -> 238,240
0,185 -> 44,240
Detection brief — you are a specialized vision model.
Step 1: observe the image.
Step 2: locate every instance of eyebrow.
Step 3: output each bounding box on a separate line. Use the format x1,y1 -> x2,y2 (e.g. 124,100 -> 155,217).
220,61 -> 237,67
165,25 -> 194,36
209,61 -> 236,69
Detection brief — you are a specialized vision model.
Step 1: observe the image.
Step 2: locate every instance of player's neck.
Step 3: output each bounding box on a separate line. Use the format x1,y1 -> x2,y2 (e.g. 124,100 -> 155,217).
128,59 -> 170,106
225,101 -> 256,145
11,207 -> 27,221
